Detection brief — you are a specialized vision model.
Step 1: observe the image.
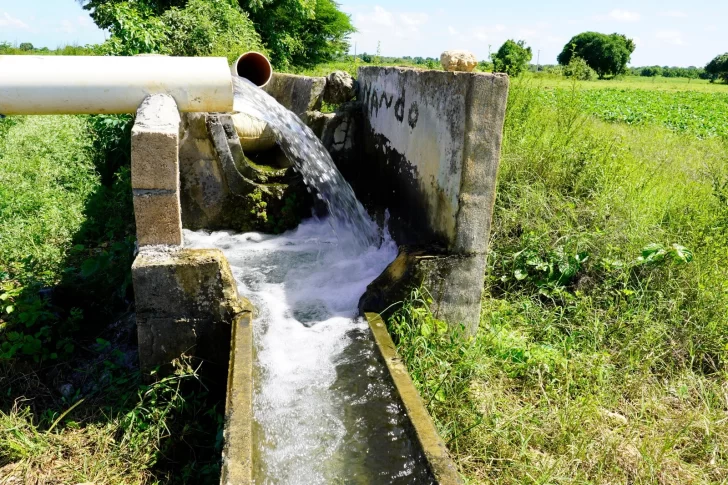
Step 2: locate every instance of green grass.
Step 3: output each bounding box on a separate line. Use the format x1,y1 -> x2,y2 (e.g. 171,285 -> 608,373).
0,114 -> 224,484
388,79 -> 728,484
0,116 -> 98,281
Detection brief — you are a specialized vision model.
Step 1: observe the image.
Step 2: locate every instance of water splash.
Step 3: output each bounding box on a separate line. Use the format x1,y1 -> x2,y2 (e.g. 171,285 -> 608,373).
232,76 -> 378,248
185,219 -> 432,484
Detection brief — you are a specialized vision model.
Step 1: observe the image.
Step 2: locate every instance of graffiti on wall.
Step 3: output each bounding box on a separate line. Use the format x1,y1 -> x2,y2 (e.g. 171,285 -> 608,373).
361,81 -> 419,130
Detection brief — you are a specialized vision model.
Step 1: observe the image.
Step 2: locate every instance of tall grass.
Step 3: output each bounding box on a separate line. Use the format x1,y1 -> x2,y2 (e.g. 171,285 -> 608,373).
389,78 -> 728,484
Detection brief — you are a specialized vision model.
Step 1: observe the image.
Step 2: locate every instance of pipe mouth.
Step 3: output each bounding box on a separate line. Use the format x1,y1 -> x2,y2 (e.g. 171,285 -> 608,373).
233,51 -> 273,88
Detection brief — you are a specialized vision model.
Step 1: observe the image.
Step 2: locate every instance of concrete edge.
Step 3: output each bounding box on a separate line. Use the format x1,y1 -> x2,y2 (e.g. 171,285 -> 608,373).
220,311 -> 254,485
365,312 -> 464,485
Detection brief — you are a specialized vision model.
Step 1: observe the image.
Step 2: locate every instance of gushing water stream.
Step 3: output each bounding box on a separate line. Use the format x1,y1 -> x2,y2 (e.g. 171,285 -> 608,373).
183,78 -> 433,483
233,77 -> 378,249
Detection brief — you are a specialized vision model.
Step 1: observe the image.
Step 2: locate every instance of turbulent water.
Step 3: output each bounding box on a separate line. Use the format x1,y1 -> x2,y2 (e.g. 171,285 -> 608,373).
185,220 -> 432,484
233,76 -> 378,249
186,77 -> 433,483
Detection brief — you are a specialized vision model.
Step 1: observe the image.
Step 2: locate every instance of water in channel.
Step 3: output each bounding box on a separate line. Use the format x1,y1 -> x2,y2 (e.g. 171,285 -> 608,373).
186,77 -> 434,483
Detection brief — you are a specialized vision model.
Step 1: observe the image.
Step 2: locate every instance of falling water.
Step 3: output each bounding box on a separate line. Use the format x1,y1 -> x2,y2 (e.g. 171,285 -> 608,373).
232,76 -> 378,248
187,77 -> 434,483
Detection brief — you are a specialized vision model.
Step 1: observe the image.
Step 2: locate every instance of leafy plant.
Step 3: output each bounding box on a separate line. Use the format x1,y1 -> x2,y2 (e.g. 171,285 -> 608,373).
558,32 -> 636,78
492,39 -> 533,77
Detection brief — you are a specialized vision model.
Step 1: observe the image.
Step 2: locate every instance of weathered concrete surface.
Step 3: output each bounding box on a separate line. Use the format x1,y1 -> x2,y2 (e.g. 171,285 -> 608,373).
360,247 -> 487,331
358,67 -> 508,254
323,70 -> 357,104
263,72 -> 326,117
132,190 -> 183,247
366,313 -> 463,484
133,247 -> 247,375
131,94 -> 183,246
178,112 -> 310,233
221,311 -> 254,485
357,67 -> 508,334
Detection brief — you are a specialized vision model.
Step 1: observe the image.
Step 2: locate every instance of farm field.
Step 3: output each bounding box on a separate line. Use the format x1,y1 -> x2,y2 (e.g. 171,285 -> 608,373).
387,79 -> 728,484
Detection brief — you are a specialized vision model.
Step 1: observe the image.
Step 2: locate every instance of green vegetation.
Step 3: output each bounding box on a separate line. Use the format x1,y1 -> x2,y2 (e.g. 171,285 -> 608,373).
492,40 -> 533,77
0,114 -> 225,483
558,32 -> 636,78
93,0 -> 264,60
80,0 -> 354,68
387,79 -> 728,483
543,88 -> 728,139
706,53 -> 728,83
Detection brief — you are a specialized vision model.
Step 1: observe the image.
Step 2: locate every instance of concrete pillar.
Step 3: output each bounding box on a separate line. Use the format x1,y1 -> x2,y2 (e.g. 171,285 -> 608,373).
132,247 -> 248,376
356,67 -> 510,335
131,94 -> 183,246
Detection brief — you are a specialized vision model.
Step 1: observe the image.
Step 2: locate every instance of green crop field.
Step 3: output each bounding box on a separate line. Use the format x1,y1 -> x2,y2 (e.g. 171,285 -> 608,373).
540,87 -> 728,139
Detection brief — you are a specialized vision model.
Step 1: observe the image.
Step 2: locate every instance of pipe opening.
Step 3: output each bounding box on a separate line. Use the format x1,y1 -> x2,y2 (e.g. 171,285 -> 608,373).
234,52 -> 273,88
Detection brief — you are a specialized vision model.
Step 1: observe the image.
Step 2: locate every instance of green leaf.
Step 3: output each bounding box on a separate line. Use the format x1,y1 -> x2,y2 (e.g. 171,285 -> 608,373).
0,293 -> 9,301
5,305 -> 14,314
671,244 -> 693,263
514,269 -> 528,280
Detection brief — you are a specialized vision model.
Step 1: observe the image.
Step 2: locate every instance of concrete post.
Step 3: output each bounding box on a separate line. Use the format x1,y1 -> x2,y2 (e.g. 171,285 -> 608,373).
131,94 -> 183,246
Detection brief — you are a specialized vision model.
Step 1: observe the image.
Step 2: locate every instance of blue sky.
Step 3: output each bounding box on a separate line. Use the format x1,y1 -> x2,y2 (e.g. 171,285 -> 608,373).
0,0 -> 724,67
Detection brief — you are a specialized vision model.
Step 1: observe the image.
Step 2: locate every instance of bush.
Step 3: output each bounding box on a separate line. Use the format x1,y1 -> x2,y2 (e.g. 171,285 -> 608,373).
563,56 -> 596,80
492,39 -> 533,77
706,53 -> 728,83
97,0 -> 265,61
558,32 -> 636,78
162,0 -> 264,63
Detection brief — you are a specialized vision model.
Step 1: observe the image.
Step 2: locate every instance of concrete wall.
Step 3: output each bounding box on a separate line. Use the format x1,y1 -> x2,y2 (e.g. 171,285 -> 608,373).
358,67 -> 508,253
357,67 -> 509,334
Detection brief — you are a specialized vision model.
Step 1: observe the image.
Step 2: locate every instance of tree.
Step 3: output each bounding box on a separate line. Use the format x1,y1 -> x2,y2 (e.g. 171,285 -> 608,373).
19,43 -> 34,51
239,0 -> 355,68
640,66 -> 662,77
492,39 -> 532,77
706,53 -> 728,83
557,32 -> 635,79
80,0 -> 355,69
85,0 -> 263,61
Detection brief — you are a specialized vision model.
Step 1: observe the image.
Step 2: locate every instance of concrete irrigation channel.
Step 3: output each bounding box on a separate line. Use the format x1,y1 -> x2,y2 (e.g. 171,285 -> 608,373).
0,53 -> 508,483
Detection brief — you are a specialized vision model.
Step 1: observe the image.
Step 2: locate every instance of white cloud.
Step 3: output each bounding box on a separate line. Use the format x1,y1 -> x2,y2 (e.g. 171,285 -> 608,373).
59,19 -> 75,33
659,10 -> 688,18
77,15 -> 94,28
608,9 -> 641,22
655,30 -> 685,46
472,24 -> 507,42
448,26 -> 459,36
0,12 -> 29,30
355,5 -> 394,29
400,12 -> 428,27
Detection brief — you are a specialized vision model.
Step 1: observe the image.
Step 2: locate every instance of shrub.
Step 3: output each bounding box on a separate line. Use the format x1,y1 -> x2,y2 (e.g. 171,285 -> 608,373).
558,32 -> 636,78
706,53 -> 728,83
492,39 -> 533,77
563,56 -> 596,80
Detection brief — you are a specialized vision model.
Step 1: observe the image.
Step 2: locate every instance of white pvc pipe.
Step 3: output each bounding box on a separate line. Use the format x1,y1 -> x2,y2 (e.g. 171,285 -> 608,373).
0,55 -> 235,115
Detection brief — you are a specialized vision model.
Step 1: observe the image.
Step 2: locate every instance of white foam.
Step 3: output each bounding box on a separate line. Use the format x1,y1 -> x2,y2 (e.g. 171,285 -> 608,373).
185,217 -> 400,483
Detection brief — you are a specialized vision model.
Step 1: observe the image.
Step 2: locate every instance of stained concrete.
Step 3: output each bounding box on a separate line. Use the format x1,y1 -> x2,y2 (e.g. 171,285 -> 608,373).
263,72 -> 326,117
366,313 -> 463,484
133,247 -> 247,375
221,311 -> 254,485
131,94 -> 183,246
178,112 -> 310,233
356,67 -> 508,335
